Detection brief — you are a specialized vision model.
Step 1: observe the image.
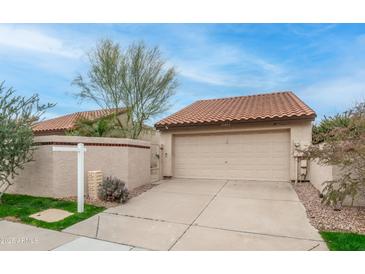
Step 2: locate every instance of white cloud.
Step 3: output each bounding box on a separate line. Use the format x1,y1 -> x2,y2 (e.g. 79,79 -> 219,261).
298,32 -> 365,118
158,25 -> 289,90
177,62 -> 288,90
286,24 -> 337,37
0,25 -> 82,58
299,70 -> 365,118
173,43 -> 288,89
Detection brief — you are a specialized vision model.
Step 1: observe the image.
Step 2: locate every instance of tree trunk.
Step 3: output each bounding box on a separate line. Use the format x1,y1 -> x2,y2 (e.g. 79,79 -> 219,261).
0,181 -> 10,203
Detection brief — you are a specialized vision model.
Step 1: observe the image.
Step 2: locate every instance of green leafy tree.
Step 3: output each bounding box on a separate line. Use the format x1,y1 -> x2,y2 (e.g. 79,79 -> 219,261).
0,82 -> 54,202
304,102 -> 365,207
73,39 -> 178,139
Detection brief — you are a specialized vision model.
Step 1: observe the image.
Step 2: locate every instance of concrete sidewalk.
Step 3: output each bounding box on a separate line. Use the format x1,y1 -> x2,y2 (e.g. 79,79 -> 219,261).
0,221 -> 76,251
0,221 -> 148,251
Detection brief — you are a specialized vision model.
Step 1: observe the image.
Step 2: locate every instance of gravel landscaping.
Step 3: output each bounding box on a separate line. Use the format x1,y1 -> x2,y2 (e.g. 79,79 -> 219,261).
129,183 -> 157,199
293,182 -> 365,234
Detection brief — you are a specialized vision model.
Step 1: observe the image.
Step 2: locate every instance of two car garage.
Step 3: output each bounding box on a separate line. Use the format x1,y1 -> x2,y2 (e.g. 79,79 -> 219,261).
156,91 -> 316,182
173,130 -> 290,181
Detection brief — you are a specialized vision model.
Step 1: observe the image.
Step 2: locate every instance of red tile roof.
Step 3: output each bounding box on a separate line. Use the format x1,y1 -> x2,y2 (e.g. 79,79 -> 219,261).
155,91 -> 315,129
33,108 -> 125,133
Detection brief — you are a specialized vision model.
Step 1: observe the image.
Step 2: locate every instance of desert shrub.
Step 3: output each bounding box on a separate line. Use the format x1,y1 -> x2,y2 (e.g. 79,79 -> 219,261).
312,113 -> 351,144
98,176 -> 129,203
304,102 -> 365,207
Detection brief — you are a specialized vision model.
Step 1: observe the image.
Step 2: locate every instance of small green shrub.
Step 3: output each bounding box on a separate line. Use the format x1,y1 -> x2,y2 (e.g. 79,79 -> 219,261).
98,176 -> 129,203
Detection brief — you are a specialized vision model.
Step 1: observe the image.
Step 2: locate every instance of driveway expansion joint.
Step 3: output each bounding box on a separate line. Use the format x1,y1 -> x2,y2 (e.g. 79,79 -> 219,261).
151,190 -> 214,197
102,211 -> 189,225
95,215 -> 101,238
193,224 -> 326,243
216,195 -> 301,203
307,243 -> 321,251
60,231 -> 149,251
168,180 -> 230,251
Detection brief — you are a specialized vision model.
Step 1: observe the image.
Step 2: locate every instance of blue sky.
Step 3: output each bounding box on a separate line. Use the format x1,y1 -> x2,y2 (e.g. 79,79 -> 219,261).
0,24 -> 365,124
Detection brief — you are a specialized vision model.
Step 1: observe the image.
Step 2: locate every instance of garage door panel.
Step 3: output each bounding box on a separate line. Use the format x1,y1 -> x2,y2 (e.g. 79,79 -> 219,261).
174,131 -> 290,181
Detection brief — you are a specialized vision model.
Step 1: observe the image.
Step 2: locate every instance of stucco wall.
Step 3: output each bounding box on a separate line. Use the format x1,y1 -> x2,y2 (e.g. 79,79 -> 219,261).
309,160 -> 333,192
159,119 -> 313,181
9,135 -> 150,198
309,160 -> 365,206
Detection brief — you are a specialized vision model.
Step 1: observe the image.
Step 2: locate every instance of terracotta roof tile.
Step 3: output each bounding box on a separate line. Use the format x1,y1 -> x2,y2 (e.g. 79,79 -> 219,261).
155,91 -> 315,129
33,108 -> 125,133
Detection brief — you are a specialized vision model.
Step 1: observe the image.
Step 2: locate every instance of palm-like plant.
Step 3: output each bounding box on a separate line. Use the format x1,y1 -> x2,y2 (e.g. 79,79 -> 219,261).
68,114 -> 124,137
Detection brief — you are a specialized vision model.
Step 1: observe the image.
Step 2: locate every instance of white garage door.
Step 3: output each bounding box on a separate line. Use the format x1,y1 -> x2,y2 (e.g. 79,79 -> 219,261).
173,130 -> 290,181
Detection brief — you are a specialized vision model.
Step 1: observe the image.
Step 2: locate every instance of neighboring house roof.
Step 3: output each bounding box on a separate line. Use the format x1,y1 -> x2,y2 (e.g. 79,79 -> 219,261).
155,91 -> 316,129
33,108 -> 125,134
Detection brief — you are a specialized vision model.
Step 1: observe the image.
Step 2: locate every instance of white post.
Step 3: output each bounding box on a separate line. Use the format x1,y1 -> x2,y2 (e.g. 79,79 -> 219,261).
77,143 -> 85,213
52,143 -> 86,213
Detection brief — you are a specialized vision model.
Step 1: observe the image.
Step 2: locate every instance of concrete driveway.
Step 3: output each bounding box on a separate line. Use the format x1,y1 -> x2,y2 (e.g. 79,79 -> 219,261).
64,179 -> 327,251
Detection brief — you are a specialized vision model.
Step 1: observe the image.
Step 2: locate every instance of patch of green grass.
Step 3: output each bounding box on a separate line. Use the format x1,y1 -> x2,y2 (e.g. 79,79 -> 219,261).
0,193 -> 105,231
320,231 -> 365,251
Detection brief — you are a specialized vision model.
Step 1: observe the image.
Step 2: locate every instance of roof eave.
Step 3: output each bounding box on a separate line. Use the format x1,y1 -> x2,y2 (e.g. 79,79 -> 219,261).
155,114 -> 316,131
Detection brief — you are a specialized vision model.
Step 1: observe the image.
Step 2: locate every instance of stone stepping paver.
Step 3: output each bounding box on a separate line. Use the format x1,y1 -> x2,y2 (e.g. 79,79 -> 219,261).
30,208 -> 73,222
53,237 -> 133,251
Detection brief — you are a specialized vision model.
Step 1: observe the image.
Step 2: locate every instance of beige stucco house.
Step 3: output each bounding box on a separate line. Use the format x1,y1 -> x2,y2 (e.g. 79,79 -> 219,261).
155,91 -> 316,182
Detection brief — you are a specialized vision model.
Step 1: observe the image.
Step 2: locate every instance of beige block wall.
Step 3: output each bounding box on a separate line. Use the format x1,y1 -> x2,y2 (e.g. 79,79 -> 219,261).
127,145 -> 151,190
309,161 -> 365,206
9,145 -> 55,197
159,119 -> 313,181
309,160 -> 333,192
9,135 -> 150,198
